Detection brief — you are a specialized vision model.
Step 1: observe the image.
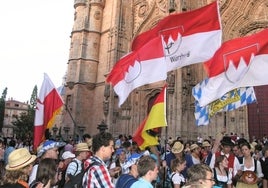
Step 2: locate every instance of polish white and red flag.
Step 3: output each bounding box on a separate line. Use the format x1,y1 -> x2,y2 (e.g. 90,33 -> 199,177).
193,28 -> 268,107
34,73 -> 64,150
132,1 -> 222,72
107,1 -> 222,107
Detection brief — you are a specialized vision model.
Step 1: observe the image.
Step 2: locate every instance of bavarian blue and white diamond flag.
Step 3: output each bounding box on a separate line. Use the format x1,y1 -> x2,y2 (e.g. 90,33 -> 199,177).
193,85 -> 256,126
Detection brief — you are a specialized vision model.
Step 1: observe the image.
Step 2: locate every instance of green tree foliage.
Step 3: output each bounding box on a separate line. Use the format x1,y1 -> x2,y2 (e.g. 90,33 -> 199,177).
30,85 -> 37,110
0,87 -> 7,132
12,112 -> 34,140
28,85 -> 37,118
12,85 -> 37,139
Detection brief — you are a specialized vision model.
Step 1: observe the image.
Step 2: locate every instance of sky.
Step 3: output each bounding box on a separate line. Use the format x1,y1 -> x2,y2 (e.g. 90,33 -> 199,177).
0,0 -> 74,102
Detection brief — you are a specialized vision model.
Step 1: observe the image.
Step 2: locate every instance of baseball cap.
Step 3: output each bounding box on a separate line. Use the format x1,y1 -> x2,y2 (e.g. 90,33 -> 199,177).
62,151 -> 75,160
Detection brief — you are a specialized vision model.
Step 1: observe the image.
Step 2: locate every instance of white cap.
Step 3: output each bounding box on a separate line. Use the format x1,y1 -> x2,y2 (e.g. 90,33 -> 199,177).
62,151 -> 75,160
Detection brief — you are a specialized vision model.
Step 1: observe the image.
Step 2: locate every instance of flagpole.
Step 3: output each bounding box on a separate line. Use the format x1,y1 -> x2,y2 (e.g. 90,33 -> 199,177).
64,104 -> 78,141
256,102 -> 261,139
163,82 -> 169,187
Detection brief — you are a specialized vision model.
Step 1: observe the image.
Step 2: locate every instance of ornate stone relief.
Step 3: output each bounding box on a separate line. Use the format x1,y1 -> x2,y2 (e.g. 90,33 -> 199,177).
156,0 -> 168,13
133,0 -> 154,36
218,0 -> 230,10
222,0 -> 268,39
132,0 -> 168,38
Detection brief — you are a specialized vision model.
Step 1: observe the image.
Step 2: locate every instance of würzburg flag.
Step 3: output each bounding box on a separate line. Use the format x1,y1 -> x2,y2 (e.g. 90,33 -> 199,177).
193,28 -> 268,107
132,1 -> 222,71
34,73 -> 64,149
106,36 -> 167,107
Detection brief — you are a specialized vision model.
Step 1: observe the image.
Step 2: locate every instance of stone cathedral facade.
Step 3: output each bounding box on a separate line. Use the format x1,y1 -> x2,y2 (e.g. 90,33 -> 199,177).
60,0 -> 268,141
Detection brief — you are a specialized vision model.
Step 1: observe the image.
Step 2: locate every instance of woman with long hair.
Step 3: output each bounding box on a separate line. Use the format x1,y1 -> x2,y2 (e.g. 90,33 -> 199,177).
213,155 -> 232,188
30,158 -> 59,188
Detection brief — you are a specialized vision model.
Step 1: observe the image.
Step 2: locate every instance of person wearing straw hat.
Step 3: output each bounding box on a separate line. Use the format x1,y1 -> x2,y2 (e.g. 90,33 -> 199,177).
162,141 -> 184,187
201,140 -> 211,163
186,143 -> 201,165
65,142 -> 90,182
0,148 -> 36,188
165,141 -> 184,168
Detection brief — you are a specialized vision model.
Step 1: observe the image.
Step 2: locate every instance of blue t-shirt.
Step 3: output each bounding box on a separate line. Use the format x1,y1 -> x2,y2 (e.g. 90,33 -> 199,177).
130,177 -> 153,188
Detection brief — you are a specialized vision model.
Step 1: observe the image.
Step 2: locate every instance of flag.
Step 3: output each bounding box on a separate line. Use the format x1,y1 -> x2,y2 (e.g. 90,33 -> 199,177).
193,28 -> 268,107
107,1 -> 222,106
194,87 -> 256,126
106,36 -> 167,107
132,85 -> 167,150
132,1 -> 222,72
34,73 -> 64,150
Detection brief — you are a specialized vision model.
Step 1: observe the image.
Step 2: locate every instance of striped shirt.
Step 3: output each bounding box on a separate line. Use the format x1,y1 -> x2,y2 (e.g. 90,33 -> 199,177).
66,158 -> 83,178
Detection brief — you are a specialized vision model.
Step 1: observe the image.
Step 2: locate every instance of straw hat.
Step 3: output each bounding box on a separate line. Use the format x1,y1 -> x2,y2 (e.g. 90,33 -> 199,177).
6,148 -> 36,171
86,138 -> 92,148
190,144 -> 199,151
171,141 -> 184,154
202,141 -> 211,147
75,143 -> 90,152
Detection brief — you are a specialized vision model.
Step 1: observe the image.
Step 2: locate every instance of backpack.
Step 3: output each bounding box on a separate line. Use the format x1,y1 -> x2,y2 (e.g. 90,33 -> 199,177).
115,174 -> 137,188
64,161 -> 98,188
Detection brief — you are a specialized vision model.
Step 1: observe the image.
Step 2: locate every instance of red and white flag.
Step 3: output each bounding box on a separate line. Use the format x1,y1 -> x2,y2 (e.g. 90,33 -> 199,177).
106,36 -> 167,107
34,73 -> 64,149
132,1 -> 222,71
107,1 -> 222,106
193,28 -> 268,107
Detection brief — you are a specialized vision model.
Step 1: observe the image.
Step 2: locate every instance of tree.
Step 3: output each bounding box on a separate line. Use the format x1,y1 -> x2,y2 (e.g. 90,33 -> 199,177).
12,112 -> 34,140
12,85 -> 37,139
28,85 -> 37,118
0,87 -> 7,132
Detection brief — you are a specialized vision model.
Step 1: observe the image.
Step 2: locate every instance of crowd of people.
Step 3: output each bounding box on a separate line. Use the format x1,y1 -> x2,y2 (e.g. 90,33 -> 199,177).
0,131 -> 268,188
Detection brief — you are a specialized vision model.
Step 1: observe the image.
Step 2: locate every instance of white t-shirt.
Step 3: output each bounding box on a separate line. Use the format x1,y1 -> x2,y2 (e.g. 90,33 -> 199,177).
171,172 -> 185,185
28,164 -> 38,185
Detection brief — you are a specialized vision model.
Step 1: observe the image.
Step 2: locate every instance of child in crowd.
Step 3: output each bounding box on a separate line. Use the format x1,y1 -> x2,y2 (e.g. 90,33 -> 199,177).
170,157 -> 186,188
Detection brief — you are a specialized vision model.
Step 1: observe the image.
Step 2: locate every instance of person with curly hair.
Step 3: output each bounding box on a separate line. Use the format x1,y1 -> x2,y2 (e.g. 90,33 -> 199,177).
0,148 -> 36,188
